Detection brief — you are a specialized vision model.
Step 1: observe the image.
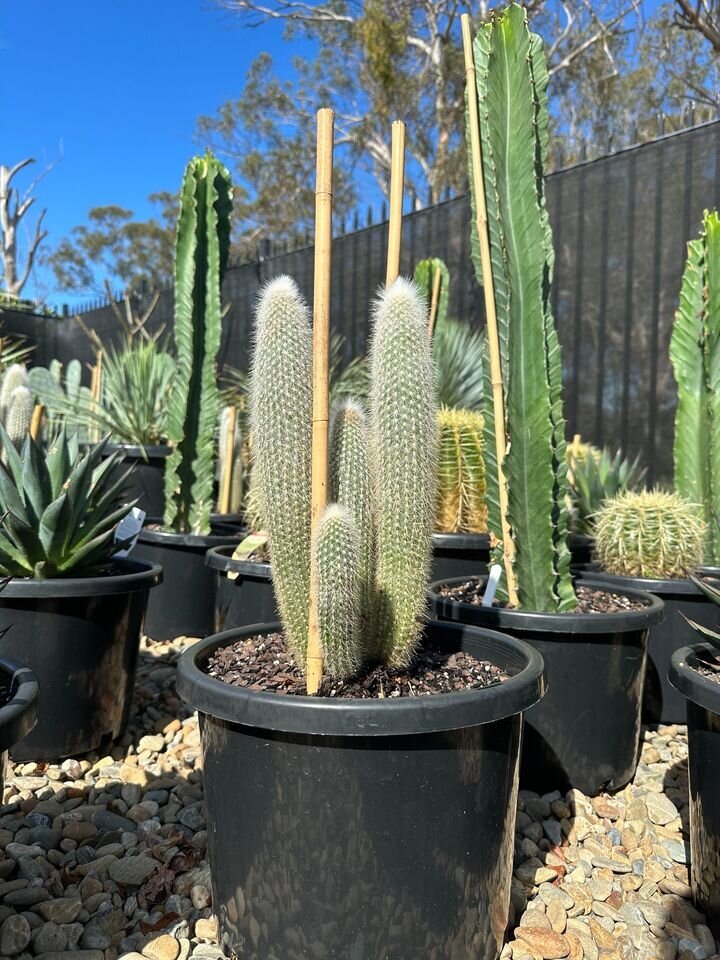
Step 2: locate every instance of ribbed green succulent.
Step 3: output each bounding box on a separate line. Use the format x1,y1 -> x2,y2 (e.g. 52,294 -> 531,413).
414,257 -> 450,332
0,429 -> 132,578
164,151 -> 232,535
436,407 -> 486,534
566,443 -> 646,536
467,3 -> 574,611
671,209 -> 720,565
249,275 -> 436,678
594,490 -> 706,579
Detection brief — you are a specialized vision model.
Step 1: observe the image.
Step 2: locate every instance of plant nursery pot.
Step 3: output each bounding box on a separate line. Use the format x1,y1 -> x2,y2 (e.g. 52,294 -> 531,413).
576,565 -> 719,724
206,545 -> 277,632
0,559 -> 161,761
568,532 -> 594,565
431,532 -> 491,581
429,576 -> 664,796
0,659 -> 39,791
669,644 -> 720,936
210,512 -> 245,530
134,523 -> 241,642
102,443 -> 171,516
176,620 -> 545,960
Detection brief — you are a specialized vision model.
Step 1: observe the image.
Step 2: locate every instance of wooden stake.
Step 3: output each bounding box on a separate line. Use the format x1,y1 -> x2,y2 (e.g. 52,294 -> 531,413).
90,350 -> 103,444
29,404 -> 44,441
385,120 -> 406,285
307,107 -> 334,695
428,266 -> 442,337
462,13 -> 519,606
568,433 -> 582,486
218,406 -> 238,515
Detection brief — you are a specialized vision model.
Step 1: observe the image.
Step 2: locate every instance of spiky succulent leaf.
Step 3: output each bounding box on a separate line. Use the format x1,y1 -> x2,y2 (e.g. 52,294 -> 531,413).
567,444 -> 647,535
164,151 -> 232,535
431,319 -> 485,411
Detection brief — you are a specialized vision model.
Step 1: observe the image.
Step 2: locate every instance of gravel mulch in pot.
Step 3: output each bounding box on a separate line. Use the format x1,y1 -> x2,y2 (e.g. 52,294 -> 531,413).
437,580 -> 648,614
0,637 -> 717,960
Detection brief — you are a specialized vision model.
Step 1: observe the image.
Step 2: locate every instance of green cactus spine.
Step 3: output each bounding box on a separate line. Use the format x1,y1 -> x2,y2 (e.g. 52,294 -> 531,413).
164,151 -> 232,534
250,275 -> 313,662
314,504 -> 362,678
5,386 -> 32,449
670,209 -> 720,564
436,407 -> 486,534
467,3 -> 574,611
594,490 -> 706,579
369,278 -> 437,666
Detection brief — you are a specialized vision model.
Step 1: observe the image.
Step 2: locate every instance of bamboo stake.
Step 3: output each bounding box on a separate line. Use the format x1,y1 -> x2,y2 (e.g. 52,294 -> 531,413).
218,406 -> 238,515
568,433 -> 582,486
91,350 -> 103,444
29,404 -> 44,441
385,120 -> 406,286
428,266 -> 442,337
462,13 -> 519,606
307,107 -> 334,695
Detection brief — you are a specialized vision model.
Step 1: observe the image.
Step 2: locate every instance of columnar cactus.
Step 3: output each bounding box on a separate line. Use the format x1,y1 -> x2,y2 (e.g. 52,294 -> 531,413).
249,275 -> 436,678
436,407 -> 486,534
467,3 -> 575,611
594,490 -> 706,579
0,364 -> 32,451
414,257 -> 449,332
164,151 -> 232,535
670,210 -> 720,564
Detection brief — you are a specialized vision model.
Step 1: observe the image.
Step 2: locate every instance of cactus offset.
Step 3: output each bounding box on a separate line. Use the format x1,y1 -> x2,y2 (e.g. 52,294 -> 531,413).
594,490 -> 706,579
436,407 -> 486,534
314,504 -> 362,677
250,276 -> 313,662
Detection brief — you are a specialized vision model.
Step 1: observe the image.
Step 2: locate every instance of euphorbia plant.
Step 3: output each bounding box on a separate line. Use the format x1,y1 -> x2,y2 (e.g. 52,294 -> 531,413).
249,275 -> 436,677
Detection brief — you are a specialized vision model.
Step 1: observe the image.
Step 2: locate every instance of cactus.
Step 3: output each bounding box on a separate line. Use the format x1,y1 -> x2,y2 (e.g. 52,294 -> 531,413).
5,386 -> 32,448
249,275 -> 436,678
0,364 -> 27,413
414,257 -> 449,333
314,504 -> 362,677
566,442 -> 646,536
436,407 -> 486,534
670,209 -> 720,564
466,3 -> 574,611
250,276 -> 313,663
594,490 -> 706,579
164,151 -> 232,535
28,359 -> 95,440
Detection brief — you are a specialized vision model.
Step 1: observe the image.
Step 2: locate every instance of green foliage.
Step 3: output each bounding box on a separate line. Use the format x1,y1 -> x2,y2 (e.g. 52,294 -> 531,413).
414,257 -> 450,332
250,275 -> 436,678
566,443 -> 646,535
467,4 -> 574,612
684,573 -> 720,658
594,489 -> 706,579
436,407 -> 486,534
0,429 -> 132,578
28,359 -> 93,441
164,152 -> 232,535
670,209 -> 720,565
432,319 -> 484,411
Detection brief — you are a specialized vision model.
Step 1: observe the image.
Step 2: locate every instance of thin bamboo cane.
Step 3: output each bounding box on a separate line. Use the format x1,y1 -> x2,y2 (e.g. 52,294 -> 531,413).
385,120 -> 406,286
30,404 -> 44,441
218,406 -> 238,515
307,107 -> 334,694
568,433 -> 582,486
90,351 -> 104,444
462,13 -> 519,606
428,266 -> 442,336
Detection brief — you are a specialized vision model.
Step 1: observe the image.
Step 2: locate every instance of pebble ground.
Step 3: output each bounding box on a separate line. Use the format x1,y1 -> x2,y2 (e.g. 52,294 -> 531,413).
0,637 -> 716,960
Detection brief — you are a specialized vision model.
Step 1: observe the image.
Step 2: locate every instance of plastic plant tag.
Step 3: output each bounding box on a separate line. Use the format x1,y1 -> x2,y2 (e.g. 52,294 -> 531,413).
482,564 -> 503,607
227,532 -> 269,581
112,507 -> 147,558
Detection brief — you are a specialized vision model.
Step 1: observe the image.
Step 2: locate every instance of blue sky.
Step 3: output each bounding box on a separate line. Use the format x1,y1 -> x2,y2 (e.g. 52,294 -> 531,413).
2,0 -> 308,305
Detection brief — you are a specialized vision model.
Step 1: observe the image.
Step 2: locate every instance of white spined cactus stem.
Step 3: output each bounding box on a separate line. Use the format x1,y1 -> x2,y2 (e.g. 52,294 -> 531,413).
313,503 -> 362,678
369,277 -> 438,666
249,275 -> 313,662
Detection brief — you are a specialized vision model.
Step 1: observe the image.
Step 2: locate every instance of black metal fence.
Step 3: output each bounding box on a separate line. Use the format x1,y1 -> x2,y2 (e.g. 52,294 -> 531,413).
5,119 -> 720,483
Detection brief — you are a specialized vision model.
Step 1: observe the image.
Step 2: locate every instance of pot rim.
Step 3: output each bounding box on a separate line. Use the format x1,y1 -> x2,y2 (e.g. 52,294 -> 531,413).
139,520 -> 242,550
102,443 -> 171,459
428,575 -> 665,634
205,544 -> 272,579
176,620 -> 546,737
575,564 -> 719,597
669,643 -> 720,714
0,558 -> 162,598
0,658 -> 39,752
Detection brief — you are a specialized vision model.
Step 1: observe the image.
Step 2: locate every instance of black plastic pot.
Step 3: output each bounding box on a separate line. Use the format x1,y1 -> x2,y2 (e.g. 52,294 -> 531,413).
0,659 -> 39,791
669,644 -> 720,936
177,620 -> 545,959
102,443 -> 170,516
576,566 -> 719,724
210,512 -> 245,530
206,546 -> 276,632
0,559 -> 161,761
134,524 -> 241,641
431,532 -> 490,581
429,576 -> 664,796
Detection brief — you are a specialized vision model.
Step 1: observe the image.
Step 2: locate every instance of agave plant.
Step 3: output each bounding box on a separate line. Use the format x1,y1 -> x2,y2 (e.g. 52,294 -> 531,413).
0,428 -> 132,578
567,443 -> 646,536
684,574 -> 720,665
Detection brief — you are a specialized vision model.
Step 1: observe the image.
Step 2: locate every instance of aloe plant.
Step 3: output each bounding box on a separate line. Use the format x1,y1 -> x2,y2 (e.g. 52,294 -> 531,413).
670,209 -> 720,565
467,3 -> 574,611
164,152 -> 232,534
566,443 -> 646,536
